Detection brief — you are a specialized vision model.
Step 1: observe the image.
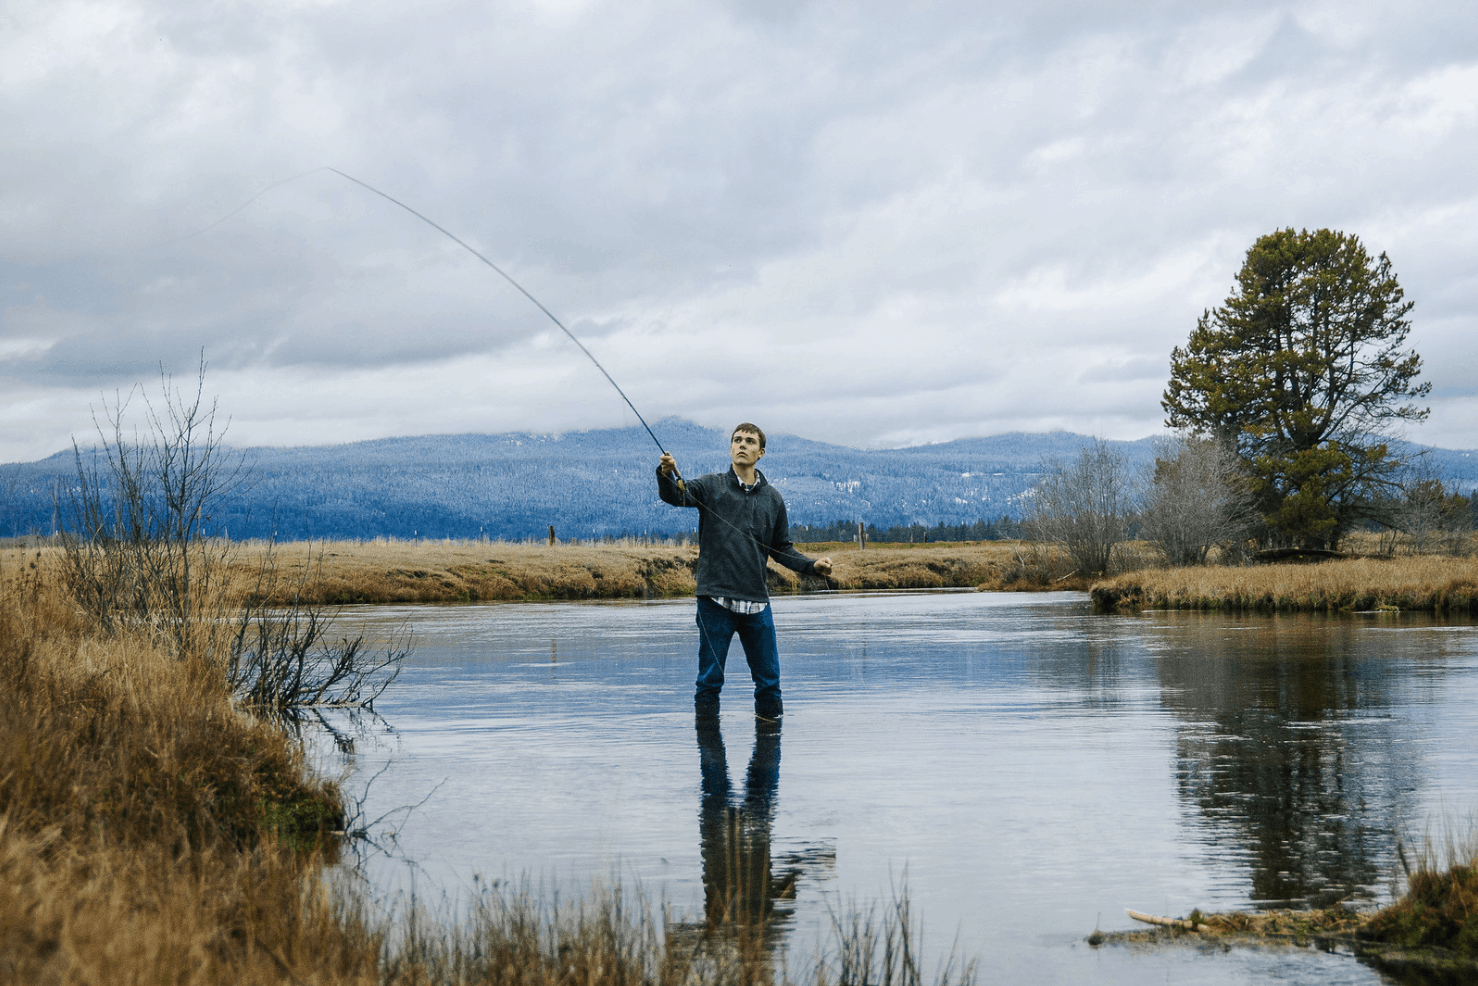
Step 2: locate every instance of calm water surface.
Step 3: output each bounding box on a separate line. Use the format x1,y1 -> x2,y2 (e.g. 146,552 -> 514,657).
326,591 -> 1478,985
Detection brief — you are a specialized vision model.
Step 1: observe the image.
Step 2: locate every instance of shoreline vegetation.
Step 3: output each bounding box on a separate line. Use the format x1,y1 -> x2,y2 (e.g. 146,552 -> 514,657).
1090,554 -> 1478,615
220,538 -> 1478,616
211,539 -> 1079,605
11,538 -> 1478,614
152,539 -> 1092,605
10,536 -> 1478,616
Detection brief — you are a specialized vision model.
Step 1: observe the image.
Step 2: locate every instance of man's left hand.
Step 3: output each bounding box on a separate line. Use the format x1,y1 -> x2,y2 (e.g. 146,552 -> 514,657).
812,557 -> 833,577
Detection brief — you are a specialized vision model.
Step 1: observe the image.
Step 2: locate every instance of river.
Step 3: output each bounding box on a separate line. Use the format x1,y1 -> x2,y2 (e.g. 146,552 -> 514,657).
323,590 -> 1478,985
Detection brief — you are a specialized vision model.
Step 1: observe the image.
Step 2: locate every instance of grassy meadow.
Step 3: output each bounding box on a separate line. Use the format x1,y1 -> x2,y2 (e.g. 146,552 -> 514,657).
188,538 -> 1089,605
1091,554 -> 1478,614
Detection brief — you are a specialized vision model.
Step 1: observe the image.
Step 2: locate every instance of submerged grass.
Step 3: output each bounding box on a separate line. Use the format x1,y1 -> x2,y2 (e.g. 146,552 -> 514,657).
1091,554 -> 1478,614
0,548 -> 975,985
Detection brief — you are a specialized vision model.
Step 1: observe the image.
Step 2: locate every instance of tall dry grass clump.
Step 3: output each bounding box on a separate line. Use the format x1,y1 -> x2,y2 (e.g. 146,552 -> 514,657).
0,552 -> 373,984
1091,555 -> 1478,613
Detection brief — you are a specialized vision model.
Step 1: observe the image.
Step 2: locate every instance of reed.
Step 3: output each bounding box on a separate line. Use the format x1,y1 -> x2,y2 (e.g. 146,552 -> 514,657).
1091,555 -> 1478,613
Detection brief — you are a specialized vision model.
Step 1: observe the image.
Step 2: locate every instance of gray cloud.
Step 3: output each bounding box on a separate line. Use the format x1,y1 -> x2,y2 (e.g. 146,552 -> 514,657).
3,0 -> 1477,462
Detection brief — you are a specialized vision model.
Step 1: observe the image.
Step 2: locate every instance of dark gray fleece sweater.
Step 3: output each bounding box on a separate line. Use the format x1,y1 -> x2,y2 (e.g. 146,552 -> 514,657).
657,466 -> 817,603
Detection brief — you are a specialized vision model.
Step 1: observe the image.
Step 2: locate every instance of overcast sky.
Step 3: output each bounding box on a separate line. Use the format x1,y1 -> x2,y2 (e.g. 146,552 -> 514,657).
3,0 -> 1476,463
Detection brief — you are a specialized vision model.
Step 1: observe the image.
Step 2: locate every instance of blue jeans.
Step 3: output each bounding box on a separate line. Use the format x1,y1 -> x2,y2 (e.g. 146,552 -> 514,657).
695,596 -> 783,716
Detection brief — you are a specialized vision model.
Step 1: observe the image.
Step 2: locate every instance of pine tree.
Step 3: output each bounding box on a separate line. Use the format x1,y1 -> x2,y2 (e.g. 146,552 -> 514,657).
1163,228 -> 1428,549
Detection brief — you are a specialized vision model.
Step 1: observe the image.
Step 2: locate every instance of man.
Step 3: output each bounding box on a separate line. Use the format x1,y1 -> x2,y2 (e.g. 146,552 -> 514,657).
658,423 -> 833,721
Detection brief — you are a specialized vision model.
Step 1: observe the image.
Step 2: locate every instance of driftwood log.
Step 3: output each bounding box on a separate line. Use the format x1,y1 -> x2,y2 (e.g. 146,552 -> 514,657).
1127,909 -> 1211,933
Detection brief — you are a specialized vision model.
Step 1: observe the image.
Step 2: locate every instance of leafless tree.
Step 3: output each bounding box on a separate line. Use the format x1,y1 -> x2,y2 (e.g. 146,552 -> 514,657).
227,549 -> 406,719
1384,460 -> 1474,556
1139,434 -> 1258,566
1026,439 -> 1139,576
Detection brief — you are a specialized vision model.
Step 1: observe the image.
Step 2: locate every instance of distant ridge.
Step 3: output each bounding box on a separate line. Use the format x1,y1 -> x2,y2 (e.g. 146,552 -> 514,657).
3,421 -> 1474,541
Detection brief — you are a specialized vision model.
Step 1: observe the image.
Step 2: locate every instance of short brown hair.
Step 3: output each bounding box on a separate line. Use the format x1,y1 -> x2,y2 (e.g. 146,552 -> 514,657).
731,422 -> 766,450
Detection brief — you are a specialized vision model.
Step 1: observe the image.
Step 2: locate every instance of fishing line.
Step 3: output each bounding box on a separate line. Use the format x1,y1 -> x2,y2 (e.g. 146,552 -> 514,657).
147,168 -> 329,250
324,168 -> 679,479
324,172 -> 831,580
171,168 -> 835,594
157,167 -> 676,476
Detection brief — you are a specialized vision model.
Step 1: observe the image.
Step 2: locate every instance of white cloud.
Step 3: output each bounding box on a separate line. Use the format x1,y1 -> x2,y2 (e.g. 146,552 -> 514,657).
2,0 -> 1477,462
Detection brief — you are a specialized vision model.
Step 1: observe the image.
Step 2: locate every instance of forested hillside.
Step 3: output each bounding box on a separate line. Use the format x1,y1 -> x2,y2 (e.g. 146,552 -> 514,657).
3,420 -> 1473,541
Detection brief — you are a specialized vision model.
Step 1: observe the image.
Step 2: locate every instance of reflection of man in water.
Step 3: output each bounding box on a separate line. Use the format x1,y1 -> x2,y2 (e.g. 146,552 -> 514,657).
696,715 -> 789,927
658,423 -> 833,721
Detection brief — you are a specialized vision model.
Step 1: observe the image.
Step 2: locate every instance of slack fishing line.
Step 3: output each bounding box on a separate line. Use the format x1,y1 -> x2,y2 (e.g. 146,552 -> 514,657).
323,170 -> 834,585
324,168 -> 685,490
169,167 -> 834,584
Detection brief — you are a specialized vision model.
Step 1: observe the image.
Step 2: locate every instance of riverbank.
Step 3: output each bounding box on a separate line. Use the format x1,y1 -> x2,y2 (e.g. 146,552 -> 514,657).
0,553 -> 353,983
1091,555 -> 1478,614
0,550 -> 971,985
217,539 -> 1089,604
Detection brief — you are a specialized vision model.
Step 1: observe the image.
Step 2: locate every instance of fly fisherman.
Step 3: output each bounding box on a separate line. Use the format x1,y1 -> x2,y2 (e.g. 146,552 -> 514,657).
658,423 -> 833,722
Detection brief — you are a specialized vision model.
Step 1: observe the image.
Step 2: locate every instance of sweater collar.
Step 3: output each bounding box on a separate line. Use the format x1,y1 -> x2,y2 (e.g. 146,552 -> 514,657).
728,466 -> 767,491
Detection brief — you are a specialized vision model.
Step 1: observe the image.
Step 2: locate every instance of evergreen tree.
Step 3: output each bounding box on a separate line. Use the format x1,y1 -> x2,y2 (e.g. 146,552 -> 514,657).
1163,228 -> 1428,549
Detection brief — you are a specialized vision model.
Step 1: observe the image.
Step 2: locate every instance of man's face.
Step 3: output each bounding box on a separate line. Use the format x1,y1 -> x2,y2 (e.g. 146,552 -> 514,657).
730,430 -> 764,469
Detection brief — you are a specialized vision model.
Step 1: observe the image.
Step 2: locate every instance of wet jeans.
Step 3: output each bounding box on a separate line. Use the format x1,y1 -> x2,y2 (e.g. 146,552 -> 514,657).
694,596 -> 783,717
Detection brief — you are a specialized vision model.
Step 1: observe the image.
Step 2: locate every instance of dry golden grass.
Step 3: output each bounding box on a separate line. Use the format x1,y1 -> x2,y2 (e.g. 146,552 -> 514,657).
220,540 -> 702,604
0,550 -> 365,984
1092,554 -> 1478,613
191,539 -> 1080,605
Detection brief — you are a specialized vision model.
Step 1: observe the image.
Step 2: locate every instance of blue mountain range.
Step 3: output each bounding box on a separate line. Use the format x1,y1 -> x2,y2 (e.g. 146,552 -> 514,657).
3,420 -> 1474,541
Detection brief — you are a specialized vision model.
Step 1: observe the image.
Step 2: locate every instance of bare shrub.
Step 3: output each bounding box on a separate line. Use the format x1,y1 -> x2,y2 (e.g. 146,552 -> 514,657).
59,364 -> 243,659
57,364 -> 403,715
1139,434 -> 1257,566
227,549 -> 406,719
1026,439 -> 1139,577
1388,466 -> 1474,557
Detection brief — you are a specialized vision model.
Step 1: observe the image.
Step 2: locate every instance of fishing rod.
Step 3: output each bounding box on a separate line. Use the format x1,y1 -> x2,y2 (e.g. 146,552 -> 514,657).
327,171 -> 844,588
325,167 -> 686,489
172,168 -> 831,582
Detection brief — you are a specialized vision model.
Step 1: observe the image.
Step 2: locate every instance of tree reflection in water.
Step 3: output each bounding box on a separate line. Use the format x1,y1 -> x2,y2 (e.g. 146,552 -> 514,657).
1152,616 -> 1418,907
